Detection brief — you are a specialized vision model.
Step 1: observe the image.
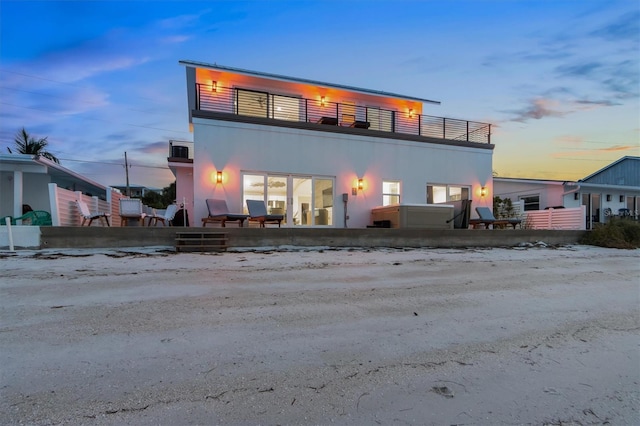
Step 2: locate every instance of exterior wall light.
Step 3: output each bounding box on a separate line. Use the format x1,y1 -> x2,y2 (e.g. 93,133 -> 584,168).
480,186 -> 488,197
211,81 -> 217,92
574,193 -> 579,200
409,108 -> 414,118
216,171 -> 223,184
606,194 -> 611,202
352,178 -> 364,196
620,195 -> 625,203
320,96 -> 326,107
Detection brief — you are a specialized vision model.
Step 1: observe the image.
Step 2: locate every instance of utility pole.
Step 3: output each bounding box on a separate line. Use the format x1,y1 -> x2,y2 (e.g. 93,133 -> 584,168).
124,152 -> 130,197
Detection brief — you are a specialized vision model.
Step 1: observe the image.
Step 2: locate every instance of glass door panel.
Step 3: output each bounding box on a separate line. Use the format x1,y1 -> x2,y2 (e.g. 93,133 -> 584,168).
266,175 -> 287,224
242,174 -> 266,214
292,177 -> 312,226
314,178 -> 333,226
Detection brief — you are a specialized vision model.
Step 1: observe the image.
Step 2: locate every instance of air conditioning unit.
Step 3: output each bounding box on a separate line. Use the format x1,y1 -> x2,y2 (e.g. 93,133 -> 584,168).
171,145 -> 189,159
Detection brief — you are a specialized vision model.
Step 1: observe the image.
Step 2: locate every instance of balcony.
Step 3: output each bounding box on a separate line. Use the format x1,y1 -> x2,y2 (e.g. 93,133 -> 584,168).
194,83 -> 492,144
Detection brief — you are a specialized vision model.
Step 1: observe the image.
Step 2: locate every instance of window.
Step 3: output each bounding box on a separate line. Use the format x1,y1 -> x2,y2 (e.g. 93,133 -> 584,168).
367,107 -> 394,132
382,181 -> 401,206
520,195 -> 540,211
427,185 -> 470,203
236,88 -> 269,118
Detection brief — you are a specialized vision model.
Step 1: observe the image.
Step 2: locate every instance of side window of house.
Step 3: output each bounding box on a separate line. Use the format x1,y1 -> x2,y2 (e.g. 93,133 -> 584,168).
427,185 -> 470,203
382,181 -> 401,206
520,195 -> 540,211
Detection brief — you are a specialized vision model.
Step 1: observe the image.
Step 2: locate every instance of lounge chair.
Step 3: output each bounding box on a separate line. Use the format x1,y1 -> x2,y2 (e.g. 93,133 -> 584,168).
76,200 -> 111,226
7,210 -> 52,226
470,206 -> 521,229
119,198 -> 146,226
148,204 -> 179,226
202,199 -> 248,227
246,199 -> 284,228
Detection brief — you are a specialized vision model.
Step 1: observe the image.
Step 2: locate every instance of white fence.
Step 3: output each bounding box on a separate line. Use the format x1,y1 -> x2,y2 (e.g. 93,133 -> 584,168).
523,206 -> 586,230
48,184 -> 127,227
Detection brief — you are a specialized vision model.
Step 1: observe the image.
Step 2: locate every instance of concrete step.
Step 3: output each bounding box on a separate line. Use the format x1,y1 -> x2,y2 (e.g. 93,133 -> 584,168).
175,231 -> 228,252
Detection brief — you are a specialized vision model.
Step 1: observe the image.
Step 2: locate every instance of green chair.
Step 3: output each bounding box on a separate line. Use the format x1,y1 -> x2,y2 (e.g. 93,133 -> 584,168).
8,210 -> 52,226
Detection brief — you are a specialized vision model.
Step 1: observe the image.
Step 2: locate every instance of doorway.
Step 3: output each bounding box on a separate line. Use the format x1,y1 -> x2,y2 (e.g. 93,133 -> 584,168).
242,173 -> 334,227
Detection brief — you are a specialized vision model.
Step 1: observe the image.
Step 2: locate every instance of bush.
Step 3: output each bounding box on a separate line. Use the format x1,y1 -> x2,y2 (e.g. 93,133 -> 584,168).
581,219 -> 640,249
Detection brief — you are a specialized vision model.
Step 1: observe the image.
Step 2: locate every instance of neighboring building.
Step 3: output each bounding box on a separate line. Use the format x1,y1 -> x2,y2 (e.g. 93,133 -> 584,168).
0,153 -> 108,220
174,60 -> 495,228
494,156 -> 640,229
110,184 -> 161,198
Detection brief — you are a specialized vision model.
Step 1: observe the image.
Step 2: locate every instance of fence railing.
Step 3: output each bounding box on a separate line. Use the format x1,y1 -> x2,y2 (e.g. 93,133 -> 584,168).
48,184 -> 126,227
523,206 -> 586,230
195,84 -> 492,144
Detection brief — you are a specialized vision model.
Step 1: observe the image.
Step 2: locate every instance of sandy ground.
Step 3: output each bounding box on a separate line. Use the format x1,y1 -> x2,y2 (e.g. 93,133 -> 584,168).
1,244 -> 639,426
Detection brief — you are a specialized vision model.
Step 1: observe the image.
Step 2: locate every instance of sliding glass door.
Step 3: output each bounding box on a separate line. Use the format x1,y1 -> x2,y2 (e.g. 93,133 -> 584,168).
243,173 -> 334,227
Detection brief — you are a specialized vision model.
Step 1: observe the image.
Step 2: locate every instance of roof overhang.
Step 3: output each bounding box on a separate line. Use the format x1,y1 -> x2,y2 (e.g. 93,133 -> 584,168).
179,60 -> 441,105
0,154 -> 108,197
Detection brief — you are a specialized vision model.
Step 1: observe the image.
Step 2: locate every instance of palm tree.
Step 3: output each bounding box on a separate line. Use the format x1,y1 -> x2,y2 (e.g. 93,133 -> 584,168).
7,128 -> 60,163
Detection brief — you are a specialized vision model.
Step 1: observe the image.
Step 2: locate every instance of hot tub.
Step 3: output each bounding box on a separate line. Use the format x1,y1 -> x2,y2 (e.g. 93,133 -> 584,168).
370,204 -> 454,230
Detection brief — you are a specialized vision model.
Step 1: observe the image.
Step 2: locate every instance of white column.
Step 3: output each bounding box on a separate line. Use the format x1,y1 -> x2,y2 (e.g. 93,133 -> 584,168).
13,171 -> 23,219
48,183 -> 61,226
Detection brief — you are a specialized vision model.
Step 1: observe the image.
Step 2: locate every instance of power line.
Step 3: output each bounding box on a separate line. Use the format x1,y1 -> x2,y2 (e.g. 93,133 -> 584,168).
58,157 -> 170,170
0,101 -> 191,135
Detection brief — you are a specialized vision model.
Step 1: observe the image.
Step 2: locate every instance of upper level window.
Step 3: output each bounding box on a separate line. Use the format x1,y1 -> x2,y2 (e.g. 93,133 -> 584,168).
427,185 -> 470,203
520,195 -> 540,211
383,181 -> 401,206
236,88 -> 268,118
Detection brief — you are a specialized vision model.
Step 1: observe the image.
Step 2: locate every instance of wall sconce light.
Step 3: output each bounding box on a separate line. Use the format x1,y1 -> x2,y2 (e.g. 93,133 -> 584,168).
320,96 -> 326,107
210,81 -> 217,92
216,171 -> 223,184
620,195 -> 625,203
574,193 -> 579,200
606,194 -> 611,202
480,186 -> 487,197
408,108 -> 414,118
352,178 -> 364,195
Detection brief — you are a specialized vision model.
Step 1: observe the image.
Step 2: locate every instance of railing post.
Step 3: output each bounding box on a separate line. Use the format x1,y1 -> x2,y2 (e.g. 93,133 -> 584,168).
488,124 -> 491,144
335,102 -> 339,124
48,183 -> 60,227
195,83 -> 200,110
418,114 -> 421,136
466,121 -> 469,141
443,117 -> 446,139
305,99 -> 308,122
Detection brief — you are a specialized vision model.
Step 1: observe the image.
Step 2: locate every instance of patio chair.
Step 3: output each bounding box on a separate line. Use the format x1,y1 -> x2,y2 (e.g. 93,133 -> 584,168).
246,199 -> 284,228
76,200 -> 111,227
202,199 -> 249,227
148,204 -> 179,226
119,198 -> 146,226
470,206 -> 520,229
7,210 -> 52,226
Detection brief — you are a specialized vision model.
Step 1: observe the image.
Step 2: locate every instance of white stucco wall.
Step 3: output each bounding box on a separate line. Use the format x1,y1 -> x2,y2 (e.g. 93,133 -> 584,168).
493,179 -> 565,210
192,118 -> 493,228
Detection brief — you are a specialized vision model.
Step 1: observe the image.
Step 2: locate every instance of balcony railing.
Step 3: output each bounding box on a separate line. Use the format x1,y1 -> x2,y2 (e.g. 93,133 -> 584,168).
195,83 -> 492,144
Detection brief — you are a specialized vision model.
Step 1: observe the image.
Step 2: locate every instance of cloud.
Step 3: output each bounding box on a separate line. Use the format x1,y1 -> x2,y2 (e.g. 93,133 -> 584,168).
507,98 -> 566,122
137,141 -> 168,155
551,145 -> 638,159
590,11 -> 640,42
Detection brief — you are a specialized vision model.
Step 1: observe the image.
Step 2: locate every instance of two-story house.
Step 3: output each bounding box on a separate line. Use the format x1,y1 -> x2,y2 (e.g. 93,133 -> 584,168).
173,60 -> 495,228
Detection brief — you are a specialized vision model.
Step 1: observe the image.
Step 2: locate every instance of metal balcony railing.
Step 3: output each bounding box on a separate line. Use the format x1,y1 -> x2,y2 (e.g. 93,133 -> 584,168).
195,83 -> 492,144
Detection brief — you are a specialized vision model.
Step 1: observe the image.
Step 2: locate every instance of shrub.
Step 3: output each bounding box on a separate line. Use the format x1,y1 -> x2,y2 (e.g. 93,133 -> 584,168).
581,219 -> 640,249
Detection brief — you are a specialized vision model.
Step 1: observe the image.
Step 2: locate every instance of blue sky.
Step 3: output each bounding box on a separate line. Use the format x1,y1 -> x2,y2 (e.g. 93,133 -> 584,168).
1,0 -> 638,189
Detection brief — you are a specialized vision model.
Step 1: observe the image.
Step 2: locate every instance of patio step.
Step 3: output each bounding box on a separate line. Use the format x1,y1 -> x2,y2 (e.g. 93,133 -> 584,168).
175,231 -> 228,252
